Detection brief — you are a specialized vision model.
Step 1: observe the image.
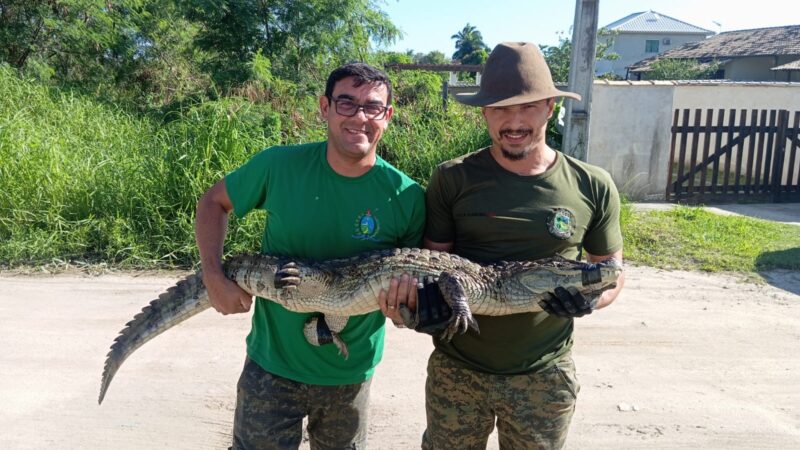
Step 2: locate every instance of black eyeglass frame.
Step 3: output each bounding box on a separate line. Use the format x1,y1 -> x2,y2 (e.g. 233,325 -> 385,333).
327,96 -> 390,120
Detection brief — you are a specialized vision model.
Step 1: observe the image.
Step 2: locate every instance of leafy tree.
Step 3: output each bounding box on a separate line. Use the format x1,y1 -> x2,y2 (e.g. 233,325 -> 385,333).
0,0 -> 213,106
0,0 -> 144,85
375,50 -> 413,65
540,28 -> 619,82
451,23 -> 489,65
540,32 -> 572,83
183,0 -> 401,91
413,50 -> 449,65
127,0 -> 214,106
643,58 -> 721,80
0,0 -> 401,107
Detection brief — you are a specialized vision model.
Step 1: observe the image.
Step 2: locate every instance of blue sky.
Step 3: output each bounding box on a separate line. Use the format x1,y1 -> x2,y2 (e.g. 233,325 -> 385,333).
378,0 -> 799,56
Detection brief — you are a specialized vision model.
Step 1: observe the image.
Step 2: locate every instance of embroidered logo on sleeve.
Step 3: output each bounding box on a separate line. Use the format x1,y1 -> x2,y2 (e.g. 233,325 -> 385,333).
547,208 -> 576,240
352,209 -> 381,241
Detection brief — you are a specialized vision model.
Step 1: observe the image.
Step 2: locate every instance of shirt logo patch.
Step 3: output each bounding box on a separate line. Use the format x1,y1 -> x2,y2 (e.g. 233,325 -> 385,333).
547,208 -> 576,240
352,209 -> 381,241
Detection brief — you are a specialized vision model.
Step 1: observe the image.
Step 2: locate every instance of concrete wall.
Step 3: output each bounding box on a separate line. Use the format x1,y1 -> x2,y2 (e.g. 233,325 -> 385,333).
586,80 -> 800,200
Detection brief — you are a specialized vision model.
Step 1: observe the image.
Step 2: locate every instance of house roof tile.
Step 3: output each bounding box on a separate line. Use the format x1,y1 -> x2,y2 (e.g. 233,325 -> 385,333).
629,25 -> 800,71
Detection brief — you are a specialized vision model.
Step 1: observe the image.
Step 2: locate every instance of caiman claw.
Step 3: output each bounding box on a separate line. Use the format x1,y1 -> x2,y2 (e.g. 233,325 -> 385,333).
440,300 -> 479,341
274,260 -> 301,295
433,271 -> 479,341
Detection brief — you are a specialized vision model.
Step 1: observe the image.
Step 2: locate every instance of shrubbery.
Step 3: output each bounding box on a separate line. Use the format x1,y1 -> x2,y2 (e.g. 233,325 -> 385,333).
0,65 -> 487,267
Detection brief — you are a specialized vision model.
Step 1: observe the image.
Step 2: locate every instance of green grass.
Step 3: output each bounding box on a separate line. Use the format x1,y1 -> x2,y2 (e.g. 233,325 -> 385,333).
0,67 -> 279,267
2,67 -> 798,274
621,203 -> 800,272
0,66 -> 485,268
380,103 -> 490,185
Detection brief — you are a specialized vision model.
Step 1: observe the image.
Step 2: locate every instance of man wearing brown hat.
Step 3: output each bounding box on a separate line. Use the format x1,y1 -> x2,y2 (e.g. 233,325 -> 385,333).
420,42 -> 625,449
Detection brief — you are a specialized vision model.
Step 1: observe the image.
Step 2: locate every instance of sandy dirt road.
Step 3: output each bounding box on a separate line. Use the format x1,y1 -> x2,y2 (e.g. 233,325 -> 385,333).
0,265 -> 798,449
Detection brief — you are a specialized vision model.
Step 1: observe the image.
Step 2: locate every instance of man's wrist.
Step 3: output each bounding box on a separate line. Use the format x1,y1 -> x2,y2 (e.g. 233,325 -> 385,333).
202,268 -> 228,285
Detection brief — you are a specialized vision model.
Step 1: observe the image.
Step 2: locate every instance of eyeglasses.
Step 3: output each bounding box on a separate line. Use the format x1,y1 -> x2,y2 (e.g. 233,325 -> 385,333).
329,97 -> 389,119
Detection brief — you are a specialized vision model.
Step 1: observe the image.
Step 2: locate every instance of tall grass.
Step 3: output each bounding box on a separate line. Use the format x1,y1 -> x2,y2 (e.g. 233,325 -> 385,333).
380,102 -> 490,185
0,67 -> 486,268
0,67 -> 278,267
7,67 -> 796,274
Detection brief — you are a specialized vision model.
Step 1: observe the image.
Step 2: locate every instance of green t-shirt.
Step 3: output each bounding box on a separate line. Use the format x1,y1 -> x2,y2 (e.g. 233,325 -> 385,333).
425,147 -> 622,375
225,141 -> 425,385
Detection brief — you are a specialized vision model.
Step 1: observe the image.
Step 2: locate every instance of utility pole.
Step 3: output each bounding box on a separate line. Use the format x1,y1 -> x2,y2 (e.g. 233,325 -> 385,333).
563,0 -> 599,161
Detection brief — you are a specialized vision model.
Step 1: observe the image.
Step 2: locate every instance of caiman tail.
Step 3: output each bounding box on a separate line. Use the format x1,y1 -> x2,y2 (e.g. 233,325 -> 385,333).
98,272 -> 211,404
97,273 -> 211,404
99,254 -> 285,404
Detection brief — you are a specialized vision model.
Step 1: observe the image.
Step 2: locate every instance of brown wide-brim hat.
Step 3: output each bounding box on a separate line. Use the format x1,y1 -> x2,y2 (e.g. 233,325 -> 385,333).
455,41 -> 581,107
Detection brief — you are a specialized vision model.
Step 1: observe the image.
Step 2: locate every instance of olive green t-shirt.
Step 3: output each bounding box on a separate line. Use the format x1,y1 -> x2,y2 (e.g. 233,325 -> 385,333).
226,141 -> 425,385
425,147 -> 622,374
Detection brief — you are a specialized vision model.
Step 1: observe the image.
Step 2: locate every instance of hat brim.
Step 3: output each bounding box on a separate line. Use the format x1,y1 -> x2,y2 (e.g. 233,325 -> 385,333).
455,88 -> 581,107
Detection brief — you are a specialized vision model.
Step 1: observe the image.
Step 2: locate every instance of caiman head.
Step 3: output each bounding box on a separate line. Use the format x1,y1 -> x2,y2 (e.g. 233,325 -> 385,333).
501,256 -> 623,299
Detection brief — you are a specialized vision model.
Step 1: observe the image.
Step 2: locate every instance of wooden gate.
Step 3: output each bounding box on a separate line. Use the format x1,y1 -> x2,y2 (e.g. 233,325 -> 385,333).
667,108 -> 800,203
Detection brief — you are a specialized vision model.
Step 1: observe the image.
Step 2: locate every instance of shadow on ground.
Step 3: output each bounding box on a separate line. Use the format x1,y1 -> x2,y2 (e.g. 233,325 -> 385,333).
757,247 -> 800,295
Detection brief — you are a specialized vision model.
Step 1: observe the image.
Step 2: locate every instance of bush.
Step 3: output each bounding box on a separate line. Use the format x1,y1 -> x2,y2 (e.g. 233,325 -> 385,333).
0,65 -> 490,267
0,67 -> 282,267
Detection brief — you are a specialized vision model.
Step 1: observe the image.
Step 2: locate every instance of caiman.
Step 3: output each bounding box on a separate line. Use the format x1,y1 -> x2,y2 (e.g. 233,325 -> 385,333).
99,247 -> 622,404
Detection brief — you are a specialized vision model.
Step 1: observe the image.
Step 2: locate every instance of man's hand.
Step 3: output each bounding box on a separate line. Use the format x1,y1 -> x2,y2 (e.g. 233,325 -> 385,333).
405,276 -> 452,335
378,273 -> 417,326
204,272 -> 253,315
538,286 -> 599,318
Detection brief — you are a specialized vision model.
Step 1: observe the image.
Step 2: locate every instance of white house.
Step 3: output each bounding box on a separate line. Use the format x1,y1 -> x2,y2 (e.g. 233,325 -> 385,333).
596,10 -> 714,79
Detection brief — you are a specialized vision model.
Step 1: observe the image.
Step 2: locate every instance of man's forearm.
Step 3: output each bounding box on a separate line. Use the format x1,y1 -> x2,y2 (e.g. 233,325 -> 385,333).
587,249 -> 624,310
195,192 -> 230,278
595,269 -> 625,309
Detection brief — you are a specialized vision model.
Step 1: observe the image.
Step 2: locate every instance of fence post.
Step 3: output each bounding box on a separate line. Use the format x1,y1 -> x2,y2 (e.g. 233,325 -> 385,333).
563,0 -> 598,161
666,109 -> 680,200
771,110 -> 789,202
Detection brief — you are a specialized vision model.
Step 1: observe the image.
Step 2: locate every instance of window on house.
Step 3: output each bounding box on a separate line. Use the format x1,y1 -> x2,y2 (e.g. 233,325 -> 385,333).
645,40 -> 659,53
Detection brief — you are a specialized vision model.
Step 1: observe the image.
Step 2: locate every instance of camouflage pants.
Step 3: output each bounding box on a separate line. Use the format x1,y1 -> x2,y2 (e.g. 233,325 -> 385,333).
421,349 -> 579,450
231,358 -> 371,450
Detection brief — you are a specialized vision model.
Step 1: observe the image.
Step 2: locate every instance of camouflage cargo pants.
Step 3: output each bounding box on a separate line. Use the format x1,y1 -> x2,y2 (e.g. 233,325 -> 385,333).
421,349 -> 579,450
231,358 -> 371,450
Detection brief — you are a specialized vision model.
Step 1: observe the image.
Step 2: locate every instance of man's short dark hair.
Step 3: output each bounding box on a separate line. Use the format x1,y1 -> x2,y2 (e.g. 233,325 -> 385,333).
325,63 -> 393,106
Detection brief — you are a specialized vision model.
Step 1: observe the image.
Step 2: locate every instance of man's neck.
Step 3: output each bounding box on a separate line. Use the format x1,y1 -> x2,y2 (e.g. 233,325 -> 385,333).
489,143 -> 557,176
326,146 -> 376,177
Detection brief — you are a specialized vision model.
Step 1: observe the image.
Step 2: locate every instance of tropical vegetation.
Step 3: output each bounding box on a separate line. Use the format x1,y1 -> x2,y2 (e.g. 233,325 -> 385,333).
1,2 -> 796,274
450,23 -> 490,66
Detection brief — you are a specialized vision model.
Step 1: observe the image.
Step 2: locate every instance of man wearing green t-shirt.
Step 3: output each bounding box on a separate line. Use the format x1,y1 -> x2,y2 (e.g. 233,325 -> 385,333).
420,42 -> 626,449
195,63 -> 425,449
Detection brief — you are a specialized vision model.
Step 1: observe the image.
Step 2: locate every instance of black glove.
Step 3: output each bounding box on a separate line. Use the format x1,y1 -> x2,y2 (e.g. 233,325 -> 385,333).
400,276 -> 452,335
538,286 -> 599,318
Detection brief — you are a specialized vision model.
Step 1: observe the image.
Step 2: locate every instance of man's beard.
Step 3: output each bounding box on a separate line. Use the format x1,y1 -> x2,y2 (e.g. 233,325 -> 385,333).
500,146 -> 531,161
498,128 -> 534,161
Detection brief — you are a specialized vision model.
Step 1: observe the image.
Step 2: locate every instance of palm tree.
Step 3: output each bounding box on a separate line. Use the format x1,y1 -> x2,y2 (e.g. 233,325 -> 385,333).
451,23 -> 489,65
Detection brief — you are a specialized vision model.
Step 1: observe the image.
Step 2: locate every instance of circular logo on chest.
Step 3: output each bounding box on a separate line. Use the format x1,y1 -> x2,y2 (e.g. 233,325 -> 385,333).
352,209 -> 380,241
547,208 -> 576,240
